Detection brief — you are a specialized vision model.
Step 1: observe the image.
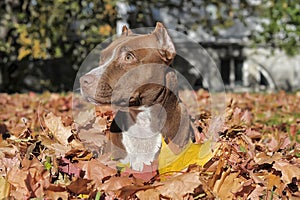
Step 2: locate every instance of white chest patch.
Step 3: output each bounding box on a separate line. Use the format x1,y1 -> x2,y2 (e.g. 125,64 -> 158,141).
121,106 -> 162,171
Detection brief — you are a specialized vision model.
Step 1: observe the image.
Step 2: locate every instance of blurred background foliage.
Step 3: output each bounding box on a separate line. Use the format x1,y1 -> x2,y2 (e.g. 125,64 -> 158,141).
0,0 -> 116,92
0,0 -> 299,92
252,0 -> 300,55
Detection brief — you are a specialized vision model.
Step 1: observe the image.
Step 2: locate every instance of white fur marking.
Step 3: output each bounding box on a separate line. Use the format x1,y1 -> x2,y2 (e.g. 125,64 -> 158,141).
121,106 -> 162,171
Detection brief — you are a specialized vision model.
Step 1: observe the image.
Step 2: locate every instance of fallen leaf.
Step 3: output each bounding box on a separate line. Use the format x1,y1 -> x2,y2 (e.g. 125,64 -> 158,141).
159,139 -> 213,174
66,178 -> 92,194
7,166 -> 29,198
273,161 -> 300,184
45,184 -> 68,200
78,117 -> 108,150
44,112 -> 85,153
155,172 -> 202,199
234,179 -> 255,198
265,173 -> 281,190
0,176 -> 10,199
22,157 -> 51,197
245,128 -> 261,140
9,124 -> 31,138
213,170 -> 246,199
44,112 -> 73,146
59,157 -> 82,177
77,158 -> 117,188
6,157 -> 50,199
99,176 -> 136,192
241,110 -> 252,125
247,185 -> 266,200
135,188 -> 160,200
0,143 -> 19,159
45,190 -> 69,200
254,152 -> 282,165
266,135 -> 279,152
74,107 -> 96,127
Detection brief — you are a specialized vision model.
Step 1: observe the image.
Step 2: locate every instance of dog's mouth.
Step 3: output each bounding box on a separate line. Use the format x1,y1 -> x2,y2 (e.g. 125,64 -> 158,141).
80,83 -> 114,105
81,92 -> 111,106
83,93 -> 140,108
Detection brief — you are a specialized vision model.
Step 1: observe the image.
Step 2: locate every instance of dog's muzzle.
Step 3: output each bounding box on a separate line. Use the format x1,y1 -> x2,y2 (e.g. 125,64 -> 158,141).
80,74 -> 113,105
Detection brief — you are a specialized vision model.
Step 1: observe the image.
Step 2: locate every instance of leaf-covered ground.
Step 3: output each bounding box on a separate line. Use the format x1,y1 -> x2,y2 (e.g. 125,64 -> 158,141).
0,91 -> 300,199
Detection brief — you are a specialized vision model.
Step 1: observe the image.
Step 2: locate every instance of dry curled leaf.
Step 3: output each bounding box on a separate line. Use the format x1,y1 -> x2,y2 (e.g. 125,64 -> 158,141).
156,172 -> 202,199
44,112 -> 84,149
77,158 -> 117,189
273,160 -> 300,184
213,170 -> 245,199
44,112 -> 73,146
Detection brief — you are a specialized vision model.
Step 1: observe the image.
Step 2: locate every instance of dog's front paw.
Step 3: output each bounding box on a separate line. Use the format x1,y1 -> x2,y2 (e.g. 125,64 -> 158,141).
121,153 -> 155,171
121,134 -> 162,171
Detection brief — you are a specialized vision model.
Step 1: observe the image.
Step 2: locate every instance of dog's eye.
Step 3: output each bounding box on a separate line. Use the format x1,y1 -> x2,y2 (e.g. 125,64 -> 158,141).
125,53 -> 134,61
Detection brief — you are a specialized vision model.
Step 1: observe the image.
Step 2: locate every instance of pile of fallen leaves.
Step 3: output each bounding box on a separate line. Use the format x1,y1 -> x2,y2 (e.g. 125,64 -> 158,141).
0,90 -> 300,199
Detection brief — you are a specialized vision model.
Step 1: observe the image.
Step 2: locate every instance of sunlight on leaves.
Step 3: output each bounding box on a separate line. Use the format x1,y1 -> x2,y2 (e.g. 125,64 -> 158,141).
158,139 -> 214,174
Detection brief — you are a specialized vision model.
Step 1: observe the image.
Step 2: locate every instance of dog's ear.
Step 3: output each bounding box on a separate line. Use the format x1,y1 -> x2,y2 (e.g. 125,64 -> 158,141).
165,104 -> 192,155
122,25 -> 133,36
153,22 -> 176,65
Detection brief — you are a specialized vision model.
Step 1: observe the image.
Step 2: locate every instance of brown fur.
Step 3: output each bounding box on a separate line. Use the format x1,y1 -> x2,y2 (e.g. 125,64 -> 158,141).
80,22 -> 194,158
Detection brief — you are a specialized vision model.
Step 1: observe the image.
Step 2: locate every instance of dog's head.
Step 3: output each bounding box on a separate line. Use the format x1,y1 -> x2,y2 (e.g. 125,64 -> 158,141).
80,22 -> 176,107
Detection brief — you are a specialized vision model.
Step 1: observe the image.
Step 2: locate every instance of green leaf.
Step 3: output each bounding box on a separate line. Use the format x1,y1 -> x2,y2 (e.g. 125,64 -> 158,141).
95,191 -> 101,200
44,156 -> 52,171
239,145 -> 247,153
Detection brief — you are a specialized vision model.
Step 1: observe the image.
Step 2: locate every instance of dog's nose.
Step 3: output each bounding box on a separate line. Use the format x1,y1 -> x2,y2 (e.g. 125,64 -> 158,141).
80,74 -> 95,87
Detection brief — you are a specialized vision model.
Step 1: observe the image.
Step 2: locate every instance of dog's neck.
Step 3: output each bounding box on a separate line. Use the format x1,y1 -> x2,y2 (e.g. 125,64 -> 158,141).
112,86 -> 182,170
153,85 -> 193,155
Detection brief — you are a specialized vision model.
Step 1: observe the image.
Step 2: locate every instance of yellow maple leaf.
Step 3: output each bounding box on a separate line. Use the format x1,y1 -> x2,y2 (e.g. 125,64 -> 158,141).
158,138 -> 214,174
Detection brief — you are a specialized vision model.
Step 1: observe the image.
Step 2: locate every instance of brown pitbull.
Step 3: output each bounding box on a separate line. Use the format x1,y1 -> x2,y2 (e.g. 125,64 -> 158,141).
80,22 -> 194,171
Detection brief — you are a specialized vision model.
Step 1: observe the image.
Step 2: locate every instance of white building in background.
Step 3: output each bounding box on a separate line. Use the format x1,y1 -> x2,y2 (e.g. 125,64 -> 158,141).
116,0 -> 300,92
